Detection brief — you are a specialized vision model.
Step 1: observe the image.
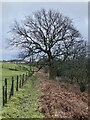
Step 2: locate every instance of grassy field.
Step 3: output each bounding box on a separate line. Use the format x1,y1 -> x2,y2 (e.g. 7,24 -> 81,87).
1,62 -> 30,105
1,62 -> 43,118
2,75 -> 44,118
2,62 -> 30,80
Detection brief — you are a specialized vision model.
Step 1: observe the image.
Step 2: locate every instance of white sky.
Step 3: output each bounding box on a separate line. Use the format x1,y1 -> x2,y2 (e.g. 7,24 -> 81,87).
0,1 -> 89,60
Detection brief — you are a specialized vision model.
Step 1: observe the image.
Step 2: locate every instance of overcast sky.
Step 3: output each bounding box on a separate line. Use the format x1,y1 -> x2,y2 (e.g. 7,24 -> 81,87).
1,2 -> 88,60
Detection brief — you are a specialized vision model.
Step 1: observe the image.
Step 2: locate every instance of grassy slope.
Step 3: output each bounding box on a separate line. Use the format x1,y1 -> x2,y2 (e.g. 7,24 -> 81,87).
1,62 -> 30,100
2,75 -> 44,118
0,62 -> 33,118
2,62 -> 30,80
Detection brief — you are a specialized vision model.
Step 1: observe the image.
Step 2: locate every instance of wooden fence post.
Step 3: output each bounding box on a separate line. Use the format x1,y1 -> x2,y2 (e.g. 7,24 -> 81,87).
22,74 -> 24,86
5,78 -> 7,104
19,75 -> 21,88
3,86 -> 5,106
23,74 -> 24,83
16,75 -> 19,91
12,77 -> 14,96
9,77 -> 14,99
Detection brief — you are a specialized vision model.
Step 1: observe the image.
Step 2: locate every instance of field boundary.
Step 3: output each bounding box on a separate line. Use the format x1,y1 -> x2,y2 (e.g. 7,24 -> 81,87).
2,72 -> 33,106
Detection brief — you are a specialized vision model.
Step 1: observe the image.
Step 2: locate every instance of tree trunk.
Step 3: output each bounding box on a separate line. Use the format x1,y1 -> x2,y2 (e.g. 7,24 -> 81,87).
49,64 -> 56,79
48,53 -> 56,80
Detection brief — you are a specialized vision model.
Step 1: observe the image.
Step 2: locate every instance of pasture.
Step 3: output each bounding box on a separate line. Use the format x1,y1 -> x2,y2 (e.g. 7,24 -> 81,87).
2,62 -> 30,80
1,62 -> 44,118
1,62 -> 30,105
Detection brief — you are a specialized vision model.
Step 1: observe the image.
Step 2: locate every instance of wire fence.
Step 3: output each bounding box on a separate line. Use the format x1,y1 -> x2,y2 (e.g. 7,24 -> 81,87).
2,72 -> 32,106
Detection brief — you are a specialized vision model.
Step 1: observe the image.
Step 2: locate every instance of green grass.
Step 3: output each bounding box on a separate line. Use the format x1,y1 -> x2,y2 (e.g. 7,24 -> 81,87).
0,62 -> 44,118
2,75 -> 44,118
2,62 -> 30,80
0,62 -> 31,106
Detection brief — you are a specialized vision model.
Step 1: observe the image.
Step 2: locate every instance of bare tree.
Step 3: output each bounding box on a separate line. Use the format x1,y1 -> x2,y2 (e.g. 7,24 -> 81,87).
9,9 -> 86,79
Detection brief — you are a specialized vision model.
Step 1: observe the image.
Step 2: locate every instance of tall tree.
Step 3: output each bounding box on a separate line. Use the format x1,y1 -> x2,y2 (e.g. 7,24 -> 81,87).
9,9 -> 86,79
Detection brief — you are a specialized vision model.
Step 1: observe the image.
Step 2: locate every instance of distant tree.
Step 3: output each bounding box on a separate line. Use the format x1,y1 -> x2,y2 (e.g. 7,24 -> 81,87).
8,9 -> 86,79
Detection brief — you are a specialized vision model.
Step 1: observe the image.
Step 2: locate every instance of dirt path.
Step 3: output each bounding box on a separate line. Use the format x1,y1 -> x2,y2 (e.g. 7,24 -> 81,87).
37,71 -> 88,119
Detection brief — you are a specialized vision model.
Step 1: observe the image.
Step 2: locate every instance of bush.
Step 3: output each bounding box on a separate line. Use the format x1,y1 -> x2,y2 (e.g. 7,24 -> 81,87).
55,56 -> 88,91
